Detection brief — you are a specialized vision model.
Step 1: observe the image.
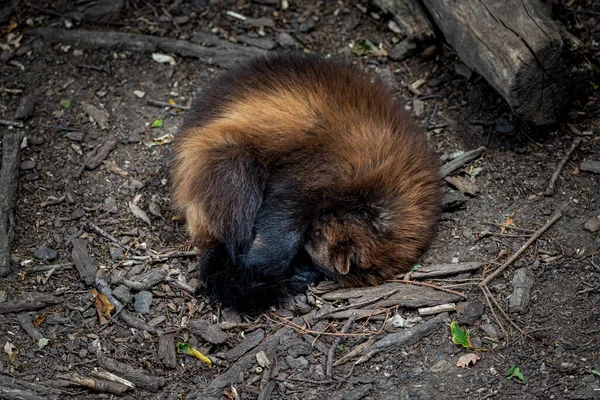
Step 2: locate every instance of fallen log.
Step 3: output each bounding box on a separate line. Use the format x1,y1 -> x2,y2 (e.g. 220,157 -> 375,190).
418,0 -> 590,125
33,27 -> 265,69
374,0 -> 435,41
0,132 -> 23,277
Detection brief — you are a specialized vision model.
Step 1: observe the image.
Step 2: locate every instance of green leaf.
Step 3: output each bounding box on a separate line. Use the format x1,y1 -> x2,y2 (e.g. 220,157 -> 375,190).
37,338 -> 49,349
450,321 -> 472,348
60,99 -> 71,109
505,365 -> 526,382
337,344 -> 344,352
590,81 -> 599,90
177,342 -> 191,354
411,264 -> 423,271
151,118 -> 163,128
591,368 -> 600,377
351,39 -> 377,57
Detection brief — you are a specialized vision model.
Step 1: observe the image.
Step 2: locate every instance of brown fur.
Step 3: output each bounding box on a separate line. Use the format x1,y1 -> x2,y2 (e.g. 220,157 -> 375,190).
172,53 -> 440,309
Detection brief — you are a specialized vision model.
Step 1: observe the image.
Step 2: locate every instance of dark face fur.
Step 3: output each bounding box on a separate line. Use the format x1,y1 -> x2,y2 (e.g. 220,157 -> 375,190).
304,209 -> 391,284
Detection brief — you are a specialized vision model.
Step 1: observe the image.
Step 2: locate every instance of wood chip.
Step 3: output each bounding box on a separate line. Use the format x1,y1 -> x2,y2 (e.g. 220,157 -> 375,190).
444,175 -> 479,196
81,102 -> 109,129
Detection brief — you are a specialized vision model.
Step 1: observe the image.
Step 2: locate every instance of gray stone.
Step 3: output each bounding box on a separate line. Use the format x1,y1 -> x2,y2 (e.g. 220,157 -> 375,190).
34,245 -> 57,261
277,32 -> 296,48
130,179 -> 144,190
495,117 -> 514,133
580,160 -> 600,174
109,246 -> 124,262
389,38 -> 417,61
456,301 -> 485,325
134,291 -> 153,314
479,323 -> 501,338
508,268 -> 534,314
113,285 -> 133,304
430,359 -> 453,373
104,196 -> 117,213
584,216 -> 600,232
285,355 -> 308,369
20,160 -> 36,170
71,208 -> 85,220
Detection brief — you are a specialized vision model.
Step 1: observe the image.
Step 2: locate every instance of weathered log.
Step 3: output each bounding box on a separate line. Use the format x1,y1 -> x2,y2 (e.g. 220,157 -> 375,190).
373,0 -> 435,41
420,0 -> 590,125
0,293 -> 62,314
33,27 -> 265,70
0,373 -> 62,400
0,132 -> 23,277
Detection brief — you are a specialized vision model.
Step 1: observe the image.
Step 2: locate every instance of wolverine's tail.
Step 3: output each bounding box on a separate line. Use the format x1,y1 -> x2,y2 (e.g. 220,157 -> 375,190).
200,244 -> 323,315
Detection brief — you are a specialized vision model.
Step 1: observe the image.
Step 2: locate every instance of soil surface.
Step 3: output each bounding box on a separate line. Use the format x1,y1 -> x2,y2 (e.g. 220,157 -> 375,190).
0,1 -> 599,399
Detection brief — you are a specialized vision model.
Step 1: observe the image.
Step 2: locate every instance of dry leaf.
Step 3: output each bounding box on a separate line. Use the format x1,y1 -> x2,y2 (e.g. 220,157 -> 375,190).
457,353 -> 481,368
4,342 -> 18,363
148,202 -> 162,217
128,201 -> 151,226
103,160 -> 128,177
91,289 -> 114,325
256,351 -> 270,368
500,216 -> 515,234
33,314 -> 47,326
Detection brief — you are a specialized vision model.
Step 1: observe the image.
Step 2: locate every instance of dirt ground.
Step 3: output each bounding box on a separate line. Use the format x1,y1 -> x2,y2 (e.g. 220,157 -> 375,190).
0,0 -> 599,399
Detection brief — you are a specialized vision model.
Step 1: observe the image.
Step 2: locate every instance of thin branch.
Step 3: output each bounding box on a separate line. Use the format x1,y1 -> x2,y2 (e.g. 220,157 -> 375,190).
480,212 -> 562,287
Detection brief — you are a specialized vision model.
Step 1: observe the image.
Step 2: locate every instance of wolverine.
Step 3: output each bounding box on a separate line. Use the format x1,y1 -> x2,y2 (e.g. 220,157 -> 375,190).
172,52 -> 440,314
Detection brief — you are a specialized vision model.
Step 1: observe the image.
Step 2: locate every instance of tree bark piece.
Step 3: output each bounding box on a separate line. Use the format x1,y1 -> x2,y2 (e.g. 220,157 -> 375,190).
358,312 -> 448,362
71,238 -> 97,286
0,293 -> 62,314
0,373 -> 62,400
158,333 -> 177,368
439,146 -> 486,178
373,0 -> 435,41
408,261 -> 482,279
188,319 -> 228,344
18,312 -> 45,342
0,132 -> 23,277
320,282 -> 462,319
97,353 -> 167,392
34,27 -> 265,70
56,373 -> 131,395
420,0 -> 590,125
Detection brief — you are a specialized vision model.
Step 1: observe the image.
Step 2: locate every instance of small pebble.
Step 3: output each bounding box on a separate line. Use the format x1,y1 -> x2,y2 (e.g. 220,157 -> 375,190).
34,245 -> 57,261
134,291 -> 152,313
109,246 -> 124,262
130,179 -> 145,190
133,90 -> 145,98
71,208 -> 86,220
456,301 -> 485,325
584,216 -> 600,232
277,32 -> 296,48
20,160 -> 36,170
479,323 -> 500,338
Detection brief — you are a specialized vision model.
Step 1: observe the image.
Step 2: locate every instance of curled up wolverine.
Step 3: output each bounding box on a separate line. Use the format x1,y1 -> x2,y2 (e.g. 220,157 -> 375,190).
172,52 -> 441,314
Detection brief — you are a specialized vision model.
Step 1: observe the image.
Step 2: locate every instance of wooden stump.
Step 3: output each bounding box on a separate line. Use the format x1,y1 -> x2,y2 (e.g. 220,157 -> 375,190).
420,0 -> 590,125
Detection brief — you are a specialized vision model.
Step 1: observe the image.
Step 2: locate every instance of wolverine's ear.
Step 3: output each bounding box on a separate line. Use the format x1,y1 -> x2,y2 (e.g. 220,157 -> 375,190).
332,252 -> 353,275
